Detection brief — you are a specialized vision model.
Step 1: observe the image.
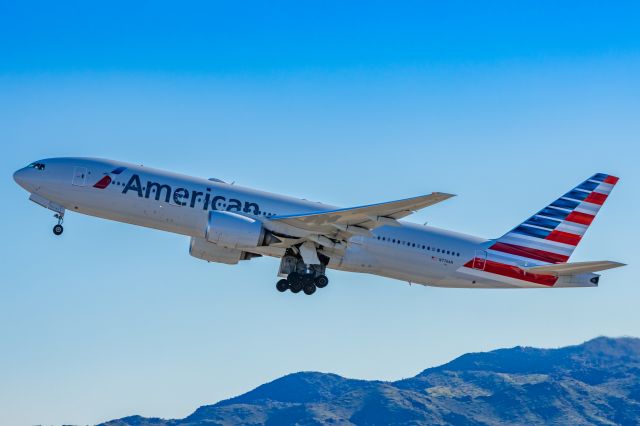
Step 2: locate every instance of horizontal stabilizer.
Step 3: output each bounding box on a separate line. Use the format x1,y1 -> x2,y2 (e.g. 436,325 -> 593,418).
524,261 -> 626,276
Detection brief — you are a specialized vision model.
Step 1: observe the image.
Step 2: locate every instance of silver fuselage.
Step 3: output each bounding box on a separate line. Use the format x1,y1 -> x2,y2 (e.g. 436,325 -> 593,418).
13,157 -> 595,289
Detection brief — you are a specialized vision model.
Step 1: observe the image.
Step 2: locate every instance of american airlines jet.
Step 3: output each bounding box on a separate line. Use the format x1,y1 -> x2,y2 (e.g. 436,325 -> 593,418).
13,158 -> 624,295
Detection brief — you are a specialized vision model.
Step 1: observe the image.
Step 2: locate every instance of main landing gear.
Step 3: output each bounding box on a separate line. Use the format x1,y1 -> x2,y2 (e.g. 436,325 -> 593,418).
53,213 -> 64,236
276,273 -> 330,296
275,254 -> 329,296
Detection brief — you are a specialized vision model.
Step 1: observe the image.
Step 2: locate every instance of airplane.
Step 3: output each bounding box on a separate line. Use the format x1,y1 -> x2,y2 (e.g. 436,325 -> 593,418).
13,157 -> 625,295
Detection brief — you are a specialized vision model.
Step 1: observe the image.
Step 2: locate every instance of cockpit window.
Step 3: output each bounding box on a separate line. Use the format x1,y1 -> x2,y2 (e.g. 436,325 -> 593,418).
28,162 -> 46,171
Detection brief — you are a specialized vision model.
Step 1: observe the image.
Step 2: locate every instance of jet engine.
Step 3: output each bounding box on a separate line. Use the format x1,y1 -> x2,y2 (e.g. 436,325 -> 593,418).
205,210 -> 269,249
190,211 -> 278,264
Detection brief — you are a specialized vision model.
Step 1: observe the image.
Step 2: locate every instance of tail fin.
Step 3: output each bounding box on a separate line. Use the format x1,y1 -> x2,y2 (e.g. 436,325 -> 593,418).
490,173 -> 619,264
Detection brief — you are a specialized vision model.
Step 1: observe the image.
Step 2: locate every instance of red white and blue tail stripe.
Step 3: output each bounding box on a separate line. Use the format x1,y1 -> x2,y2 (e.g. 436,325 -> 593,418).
490,173 -> 618,265
461,173 -> 619,287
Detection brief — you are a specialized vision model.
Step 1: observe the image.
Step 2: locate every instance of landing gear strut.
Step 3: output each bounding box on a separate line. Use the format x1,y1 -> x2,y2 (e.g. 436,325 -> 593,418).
275,254 -> 329,296
53,213 -> 64,236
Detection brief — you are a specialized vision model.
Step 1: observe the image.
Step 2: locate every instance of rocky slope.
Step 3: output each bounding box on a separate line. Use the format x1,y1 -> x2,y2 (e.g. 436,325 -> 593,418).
101,337 -> 640,425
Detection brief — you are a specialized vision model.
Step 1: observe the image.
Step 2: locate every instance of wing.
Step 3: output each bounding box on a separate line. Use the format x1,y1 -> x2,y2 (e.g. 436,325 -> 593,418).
271,192 -> 455,238
524,261 -> 625,276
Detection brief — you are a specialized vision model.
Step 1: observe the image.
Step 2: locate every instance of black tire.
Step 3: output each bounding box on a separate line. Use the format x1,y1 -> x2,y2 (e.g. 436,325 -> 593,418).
314,275 -> 329,288
303,283 -> 316,295
53,224 -> 64,236
288,272 -> 300,284
276,279 -> 289,292
288,273 -> 303,293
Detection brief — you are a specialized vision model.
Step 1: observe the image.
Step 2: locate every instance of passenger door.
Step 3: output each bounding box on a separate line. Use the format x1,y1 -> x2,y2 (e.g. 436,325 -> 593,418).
72,166 -> 88,186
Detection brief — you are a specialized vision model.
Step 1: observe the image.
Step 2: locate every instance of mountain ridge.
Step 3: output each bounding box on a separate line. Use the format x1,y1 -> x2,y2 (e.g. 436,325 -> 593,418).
100,337 -> 640,426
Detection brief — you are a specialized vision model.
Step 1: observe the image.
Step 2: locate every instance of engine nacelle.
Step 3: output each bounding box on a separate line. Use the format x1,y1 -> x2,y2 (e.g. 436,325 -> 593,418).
189,237 -> 246,265
205,210 -> 265,249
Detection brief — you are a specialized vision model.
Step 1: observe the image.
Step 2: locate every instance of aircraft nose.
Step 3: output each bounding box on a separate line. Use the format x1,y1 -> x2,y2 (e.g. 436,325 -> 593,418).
13,168 -> 25,186
13,167 -> 32,191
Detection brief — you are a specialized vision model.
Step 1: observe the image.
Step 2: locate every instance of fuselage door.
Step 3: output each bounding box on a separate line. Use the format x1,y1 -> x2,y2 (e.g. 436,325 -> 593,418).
472,250 -> 487,270
72,166 -> 88,186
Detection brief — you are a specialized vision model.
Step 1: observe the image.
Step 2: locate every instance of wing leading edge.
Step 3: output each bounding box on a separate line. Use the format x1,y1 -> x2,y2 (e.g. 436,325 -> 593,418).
271,192 -> 455,236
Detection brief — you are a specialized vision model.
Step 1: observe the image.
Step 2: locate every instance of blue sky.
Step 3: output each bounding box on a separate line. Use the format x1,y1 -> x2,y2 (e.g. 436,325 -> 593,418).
1,1 -> 639,425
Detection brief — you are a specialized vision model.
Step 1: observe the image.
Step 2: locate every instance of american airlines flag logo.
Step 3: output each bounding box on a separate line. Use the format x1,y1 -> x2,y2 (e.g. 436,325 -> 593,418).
93,167 -> 127,189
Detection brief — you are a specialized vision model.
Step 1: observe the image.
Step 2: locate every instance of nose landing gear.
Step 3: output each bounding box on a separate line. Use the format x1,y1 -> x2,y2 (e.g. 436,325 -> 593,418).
52,213 -> 64,236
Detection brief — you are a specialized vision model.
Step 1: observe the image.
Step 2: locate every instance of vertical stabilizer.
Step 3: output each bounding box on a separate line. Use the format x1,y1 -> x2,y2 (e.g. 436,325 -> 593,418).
489,173 -> 619,265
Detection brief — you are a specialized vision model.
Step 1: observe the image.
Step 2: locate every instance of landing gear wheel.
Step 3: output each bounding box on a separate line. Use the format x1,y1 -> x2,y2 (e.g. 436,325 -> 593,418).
288,272 -> 303,293
314,275 -> 329,288
288,272 -> 300,282
276,279 -> 289,293
303,283 -> 317,295
53,224 -> 64,236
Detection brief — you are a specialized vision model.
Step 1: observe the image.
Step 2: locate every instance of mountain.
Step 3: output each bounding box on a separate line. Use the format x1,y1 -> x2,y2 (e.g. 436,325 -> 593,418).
100,337 -> 640,426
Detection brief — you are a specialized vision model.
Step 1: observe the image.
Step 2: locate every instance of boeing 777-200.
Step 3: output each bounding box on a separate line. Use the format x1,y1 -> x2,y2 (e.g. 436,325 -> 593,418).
13,158 -> 625,295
